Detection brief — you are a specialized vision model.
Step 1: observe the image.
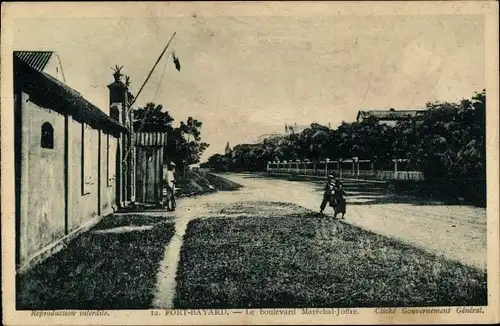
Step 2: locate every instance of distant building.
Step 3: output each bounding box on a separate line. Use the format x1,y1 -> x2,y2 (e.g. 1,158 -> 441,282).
225,141 -> 232,154
356,108 -> 424,127
285,123 -> 309,135
255,133 -> 282,143
254,123 -> 311,143
254,122 -> 327,144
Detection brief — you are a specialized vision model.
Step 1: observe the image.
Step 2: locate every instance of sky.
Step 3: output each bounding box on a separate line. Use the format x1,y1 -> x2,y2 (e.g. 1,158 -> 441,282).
11,3 -> 485,161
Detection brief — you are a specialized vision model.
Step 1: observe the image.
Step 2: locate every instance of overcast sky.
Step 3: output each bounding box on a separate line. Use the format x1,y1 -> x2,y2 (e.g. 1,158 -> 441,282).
12,4 -> 485,160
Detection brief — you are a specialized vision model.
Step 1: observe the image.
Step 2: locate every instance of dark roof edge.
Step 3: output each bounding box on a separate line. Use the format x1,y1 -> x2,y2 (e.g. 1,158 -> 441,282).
14,51 -> 53,71
15,58 -> 128,135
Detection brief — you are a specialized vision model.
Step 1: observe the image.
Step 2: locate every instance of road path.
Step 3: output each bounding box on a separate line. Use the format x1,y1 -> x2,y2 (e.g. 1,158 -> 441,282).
151,172 -> 486,308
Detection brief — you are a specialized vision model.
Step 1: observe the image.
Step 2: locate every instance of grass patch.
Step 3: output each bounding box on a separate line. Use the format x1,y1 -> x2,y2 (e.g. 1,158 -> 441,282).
175,171 -> 207,197
174,204 -> 486,308
176,171 -> 242,197
17,215 -> 175,309
203,173 -> 243,191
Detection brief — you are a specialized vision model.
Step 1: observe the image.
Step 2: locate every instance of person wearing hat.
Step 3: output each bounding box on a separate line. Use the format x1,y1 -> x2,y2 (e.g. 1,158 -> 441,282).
333,179 -> 347,218
164,161 -> 177,211
320,174 -> 335,214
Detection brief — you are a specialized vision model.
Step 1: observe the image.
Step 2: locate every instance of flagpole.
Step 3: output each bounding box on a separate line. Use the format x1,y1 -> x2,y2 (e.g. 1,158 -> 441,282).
122,32 -> 177,163
126,32 -> 176,115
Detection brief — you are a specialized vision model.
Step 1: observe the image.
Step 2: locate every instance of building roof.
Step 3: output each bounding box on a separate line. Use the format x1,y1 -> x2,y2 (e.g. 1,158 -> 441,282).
14,56 -> 127,135
285,123 -> 309,134
225,141 -> 232,152
256,133 -> 282,142
14,51 -> 54,71
286,124 -> 309,129
357,109 -> 424,121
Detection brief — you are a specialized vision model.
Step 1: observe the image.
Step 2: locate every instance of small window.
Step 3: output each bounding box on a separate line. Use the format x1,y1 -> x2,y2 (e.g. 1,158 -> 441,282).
41,122 -> 54,149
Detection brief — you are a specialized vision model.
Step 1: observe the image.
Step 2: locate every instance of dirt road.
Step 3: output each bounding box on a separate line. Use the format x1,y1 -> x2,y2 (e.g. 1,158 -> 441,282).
214,173 -> 487,271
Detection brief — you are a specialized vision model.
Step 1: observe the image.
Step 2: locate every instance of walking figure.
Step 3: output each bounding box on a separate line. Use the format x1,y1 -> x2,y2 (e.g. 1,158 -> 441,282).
164,162 -> 177,211
320,175 -> 335,214
333,179 -> 347,219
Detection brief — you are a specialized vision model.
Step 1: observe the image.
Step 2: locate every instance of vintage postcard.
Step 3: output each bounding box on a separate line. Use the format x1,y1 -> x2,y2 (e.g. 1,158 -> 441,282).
1,1 -> 499,325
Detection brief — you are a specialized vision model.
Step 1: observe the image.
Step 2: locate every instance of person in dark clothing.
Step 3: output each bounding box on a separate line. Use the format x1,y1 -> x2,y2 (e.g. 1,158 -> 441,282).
333,180 -> 347,218
320,175 -> 335,214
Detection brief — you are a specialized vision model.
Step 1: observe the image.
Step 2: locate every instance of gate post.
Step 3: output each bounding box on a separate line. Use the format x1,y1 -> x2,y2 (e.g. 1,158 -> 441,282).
353,157 -> 359,179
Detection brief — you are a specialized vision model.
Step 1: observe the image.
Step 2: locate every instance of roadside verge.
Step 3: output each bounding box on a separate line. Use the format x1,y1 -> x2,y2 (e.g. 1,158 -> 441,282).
176,170 -> 242,198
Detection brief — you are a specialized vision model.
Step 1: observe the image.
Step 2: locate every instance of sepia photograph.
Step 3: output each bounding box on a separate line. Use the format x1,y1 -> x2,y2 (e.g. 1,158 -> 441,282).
1,1 -> 499,325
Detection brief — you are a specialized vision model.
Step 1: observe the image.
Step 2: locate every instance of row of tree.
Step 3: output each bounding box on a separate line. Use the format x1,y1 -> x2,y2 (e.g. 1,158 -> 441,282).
202,90 -> 486,182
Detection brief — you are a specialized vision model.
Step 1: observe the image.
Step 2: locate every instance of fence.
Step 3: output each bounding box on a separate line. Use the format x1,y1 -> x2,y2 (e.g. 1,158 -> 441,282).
266,159 -> 424,181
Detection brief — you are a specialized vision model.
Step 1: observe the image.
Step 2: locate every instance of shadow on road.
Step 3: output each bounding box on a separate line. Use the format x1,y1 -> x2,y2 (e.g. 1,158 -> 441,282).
238,172 -> 469,206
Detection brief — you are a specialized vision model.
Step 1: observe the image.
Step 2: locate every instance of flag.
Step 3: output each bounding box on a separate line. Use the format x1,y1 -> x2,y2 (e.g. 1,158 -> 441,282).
172,51 -> 181,71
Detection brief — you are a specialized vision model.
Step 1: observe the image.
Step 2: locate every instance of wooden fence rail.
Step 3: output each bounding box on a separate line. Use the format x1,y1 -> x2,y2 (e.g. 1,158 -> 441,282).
266,161 -> 424,181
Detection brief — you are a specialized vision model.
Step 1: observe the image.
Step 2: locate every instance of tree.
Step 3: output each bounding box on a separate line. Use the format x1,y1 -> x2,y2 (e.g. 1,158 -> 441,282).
296,123 -> 331,161
412,92 -> 486,180
132,103 -> 210,169
133,102 -> 174,132
201,153 -> 229,171
179,117 -> 202,141
175,117 -> 210,165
